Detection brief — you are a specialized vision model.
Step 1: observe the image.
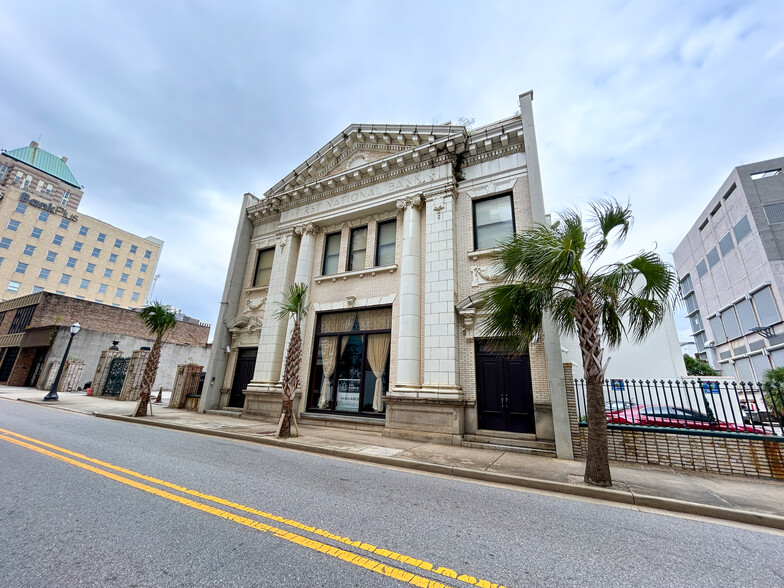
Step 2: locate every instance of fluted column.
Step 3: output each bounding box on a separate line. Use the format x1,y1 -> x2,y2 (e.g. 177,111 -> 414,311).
282,223 -> 318,361
393,194 -> 423,391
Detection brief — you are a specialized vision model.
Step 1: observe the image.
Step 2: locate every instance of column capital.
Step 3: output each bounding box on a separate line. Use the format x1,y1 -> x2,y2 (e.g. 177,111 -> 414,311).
396,193 -> 425,210
294,223 -> 319,236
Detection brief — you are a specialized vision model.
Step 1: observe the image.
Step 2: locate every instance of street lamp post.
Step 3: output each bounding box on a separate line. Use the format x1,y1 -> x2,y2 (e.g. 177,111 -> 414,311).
43,322 -> 81,401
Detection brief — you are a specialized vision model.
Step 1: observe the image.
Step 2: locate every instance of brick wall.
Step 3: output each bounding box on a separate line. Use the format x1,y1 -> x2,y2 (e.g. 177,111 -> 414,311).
30,293 -> 208,346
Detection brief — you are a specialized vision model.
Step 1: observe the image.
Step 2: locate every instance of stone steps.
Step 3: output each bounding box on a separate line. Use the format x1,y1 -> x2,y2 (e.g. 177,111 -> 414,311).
462,430 -> 557,457
204,408 -> 244,418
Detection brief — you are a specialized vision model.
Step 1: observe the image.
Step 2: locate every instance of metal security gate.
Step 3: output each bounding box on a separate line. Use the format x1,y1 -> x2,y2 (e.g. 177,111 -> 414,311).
103,357 -> 130,396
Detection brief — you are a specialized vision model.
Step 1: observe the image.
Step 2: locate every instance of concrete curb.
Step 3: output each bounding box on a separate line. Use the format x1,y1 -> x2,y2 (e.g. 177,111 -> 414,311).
92,411 -> 784,531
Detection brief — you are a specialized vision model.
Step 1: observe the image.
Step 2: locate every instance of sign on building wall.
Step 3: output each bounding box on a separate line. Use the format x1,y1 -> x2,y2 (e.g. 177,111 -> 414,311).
335,379 -> 360,411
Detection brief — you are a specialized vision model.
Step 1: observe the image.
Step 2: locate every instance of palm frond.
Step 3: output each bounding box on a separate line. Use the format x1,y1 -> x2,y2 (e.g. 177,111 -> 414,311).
589,199 -> 632,258
138,301 -> 177,338
479,283 -> 551,352
274,283 -> 310,321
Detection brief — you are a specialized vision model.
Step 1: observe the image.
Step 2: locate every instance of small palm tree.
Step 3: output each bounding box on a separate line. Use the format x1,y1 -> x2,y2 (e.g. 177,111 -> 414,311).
275,283 -> 309,437
482,201 -> 676,487
132,302 -> 177,417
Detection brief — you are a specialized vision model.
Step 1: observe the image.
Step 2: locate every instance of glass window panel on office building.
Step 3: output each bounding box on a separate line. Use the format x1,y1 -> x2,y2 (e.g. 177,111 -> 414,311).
734,357 -> 755,383
735,298 -> 758,333
750,353 -> 771,383
15,202 -> 27,214
718,231 -> 735,256
23,244 -> 35,256
696,259 -> 708,278
706,246 -> 720,268
694,331 -> 707,353
31,227 -> 42,239
348,226 -> 367,271
708,315 -> 726,344
689,312 -> 703,334
38,211 -> 49,222
45,251 -> 56,262
374,220 -> 396,266
763,202 -> 784,224
473,194 -> 514,250
680,275 -> 693,296
684,293 -> 699,314
7,281 -> 20,293
7,219 -> 20,231
322,233 -> 341,275
752,287 -> 780,326
0,238 -> 11,249
59,219 -> 70,230
38,269 -> 50,280
253,248 -> 274,287
732,215 -> 752,243
721,308 -> 742,340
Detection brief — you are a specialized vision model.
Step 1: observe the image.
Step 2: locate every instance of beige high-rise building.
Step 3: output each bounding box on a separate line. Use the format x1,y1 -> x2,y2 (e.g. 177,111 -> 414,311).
0,141 -> 162,308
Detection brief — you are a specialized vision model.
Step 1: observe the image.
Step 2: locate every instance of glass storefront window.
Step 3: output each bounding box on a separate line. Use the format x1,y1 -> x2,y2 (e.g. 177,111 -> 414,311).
309,308 -> 391,415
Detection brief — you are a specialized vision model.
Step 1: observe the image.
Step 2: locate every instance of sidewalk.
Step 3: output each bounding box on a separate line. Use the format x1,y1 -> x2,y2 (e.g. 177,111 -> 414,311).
2,386 -> 783,531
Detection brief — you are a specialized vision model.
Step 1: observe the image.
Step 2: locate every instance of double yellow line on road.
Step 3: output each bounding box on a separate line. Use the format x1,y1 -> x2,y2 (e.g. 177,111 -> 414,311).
0,428 -> 507,588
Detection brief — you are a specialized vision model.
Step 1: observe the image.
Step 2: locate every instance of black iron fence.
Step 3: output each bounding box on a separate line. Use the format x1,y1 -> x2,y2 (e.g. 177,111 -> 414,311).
574,378 -> 784,437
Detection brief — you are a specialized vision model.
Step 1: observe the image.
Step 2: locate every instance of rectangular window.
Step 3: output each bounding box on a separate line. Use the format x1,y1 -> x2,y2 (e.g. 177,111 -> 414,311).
751,169 -> 781,180
39,268 -> 50,280
125,258 -> 133,268
109,253 -> 117,263
721,308 -> 742,340
348,226 -> 367,271
144,249 -> 152,259
130,245 -> 137,254
136,277 -> 143,287
684,293 -> 699,314
723,184 -> 736,200
375,220 -> 396,267
140,263 -> 148,273
45,184 -> 52,195
473,193 -> 515,250
13,171 -> 23,184
115,287 -> 124,298
32,286 -> 44,294
114,238 -> 122,248
79,226 -> 88,236
763,202 -> 784,224
23,244 -> 35,256
98,283 -> 108,294
322,232 -> 341,275
15,262 -> 28,274
45,251 -> 57,262
55,291 -> 65,295
104,269 -> 113,278
31,227 -> 43,239
59,218 -> 70,230
73,241 -> 83,252
66,257 -> 77,268
86,263 -> 95,273
7,281 -> 20,293
61,192 -> 71,206
60,274 -> 71,285
752,287 -> 780,326
38,211 -> 49,222
80,279 -> 90,289
23,175 -> 32,188
120,273 -> 128,283
0,164 -> 7,181
706,246 -> 720,268
718,231 -> 735,256
708,315 -> 726,344
92,247 -> 101,258
53,234 -> 63,245
679,274 -> 694,296
253,248 -> 274,287
689,312 -> 704,334
733,215 -> 752,244
8,305 -> 35,333
0,237 -> 11,249
15,202 -> 27,214
36,180 -> 44,192
131,292 -> 139,302
97,232 -> 106,243
736,298 -> 758,332
7,219 -> 20,231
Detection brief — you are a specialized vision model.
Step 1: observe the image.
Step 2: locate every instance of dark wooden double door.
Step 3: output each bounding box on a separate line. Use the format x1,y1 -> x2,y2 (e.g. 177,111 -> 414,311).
229,348 -> 257,408
475,341 -> 535,434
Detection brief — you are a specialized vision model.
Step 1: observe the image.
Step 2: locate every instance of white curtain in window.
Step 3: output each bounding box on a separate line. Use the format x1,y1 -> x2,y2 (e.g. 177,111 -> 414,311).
317,337 -> 337,408
368,333 -> 390,412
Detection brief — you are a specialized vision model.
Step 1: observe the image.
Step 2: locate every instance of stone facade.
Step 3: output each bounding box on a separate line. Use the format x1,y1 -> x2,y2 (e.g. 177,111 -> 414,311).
200,92 -> 573,456
0,142 -> 162,308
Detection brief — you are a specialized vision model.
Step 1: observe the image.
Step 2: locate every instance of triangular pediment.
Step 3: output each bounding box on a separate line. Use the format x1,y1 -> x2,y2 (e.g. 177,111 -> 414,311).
263,123 -> 467,200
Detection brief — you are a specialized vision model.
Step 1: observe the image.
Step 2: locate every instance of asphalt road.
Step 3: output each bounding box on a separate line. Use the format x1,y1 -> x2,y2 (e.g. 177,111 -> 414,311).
1,400 -> 782,588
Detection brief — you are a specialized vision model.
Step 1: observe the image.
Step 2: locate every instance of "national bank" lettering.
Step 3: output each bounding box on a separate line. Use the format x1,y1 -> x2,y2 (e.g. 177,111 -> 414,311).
20,192 -> 79,222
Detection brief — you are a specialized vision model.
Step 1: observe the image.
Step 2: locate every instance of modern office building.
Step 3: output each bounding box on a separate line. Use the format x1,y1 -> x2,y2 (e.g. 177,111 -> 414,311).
0,141 -> 162,307
199,92 -> 575,458
673,157 -> 784,381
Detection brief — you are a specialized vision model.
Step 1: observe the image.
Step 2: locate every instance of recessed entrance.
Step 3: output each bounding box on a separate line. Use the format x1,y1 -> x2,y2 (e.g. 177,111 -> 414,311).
475,340 -> 535,434
230,348 -> 256,408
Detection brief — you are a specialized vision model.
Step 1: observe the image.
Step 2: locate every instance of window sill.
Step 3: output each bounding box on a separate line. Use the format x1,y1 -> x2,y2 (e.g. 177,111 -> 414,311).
244,285 -> 269,295
468,247 -> 501,261
315,264 -> 398,284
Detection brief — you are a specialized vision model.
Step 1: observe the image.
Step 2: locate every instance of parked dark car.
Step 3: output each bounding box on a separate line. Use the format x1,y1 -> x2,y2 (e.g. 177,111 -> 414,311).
607,406 -> 769,434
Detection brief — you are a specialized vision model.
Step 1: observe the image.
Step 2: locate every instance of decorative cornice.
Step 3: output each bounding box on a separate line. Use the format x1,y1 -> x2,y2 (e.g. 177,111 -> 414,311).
463,142 -> 524,167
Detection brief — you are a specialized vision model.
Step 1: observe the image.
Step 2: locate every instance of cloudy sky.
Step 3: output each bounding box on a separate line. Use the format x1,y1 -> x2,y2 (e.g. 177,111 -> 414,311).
2,1 -> 783,341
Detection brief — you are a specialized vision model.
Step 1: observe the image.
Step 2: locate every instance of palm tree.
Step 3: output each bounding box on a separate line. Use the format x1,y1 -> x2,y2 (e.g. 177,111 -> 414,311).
275,283 -> 309,437
132,302 -> 177,417
481,201 -> 676,487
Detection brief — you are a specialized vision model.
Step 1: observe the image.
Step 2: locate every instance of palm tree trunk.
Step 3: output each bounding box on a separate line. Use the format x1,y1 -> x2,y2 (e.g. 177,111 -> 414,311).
132,335 -> 162,417
575,297 -> 612,487
278,318 -> 302,437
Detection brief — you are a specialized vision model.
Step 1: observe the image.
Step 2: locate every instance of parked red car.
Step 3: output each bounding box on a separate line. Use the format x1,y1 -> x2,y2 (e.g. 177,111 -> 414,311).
607,406 -> 770,434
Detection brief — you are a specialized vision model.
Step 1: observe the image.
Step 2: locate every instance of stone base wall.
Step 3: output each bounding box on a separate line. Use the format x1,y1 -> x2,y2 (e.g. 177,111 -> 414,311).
383,397 -> 466,445
244,388 -> 301,419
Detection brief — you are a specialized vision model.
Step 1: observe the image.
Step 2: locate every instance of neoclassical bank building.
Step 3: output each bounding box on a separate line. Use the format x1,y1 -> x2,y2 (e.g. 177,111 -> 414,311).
200,92 -> 573,459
